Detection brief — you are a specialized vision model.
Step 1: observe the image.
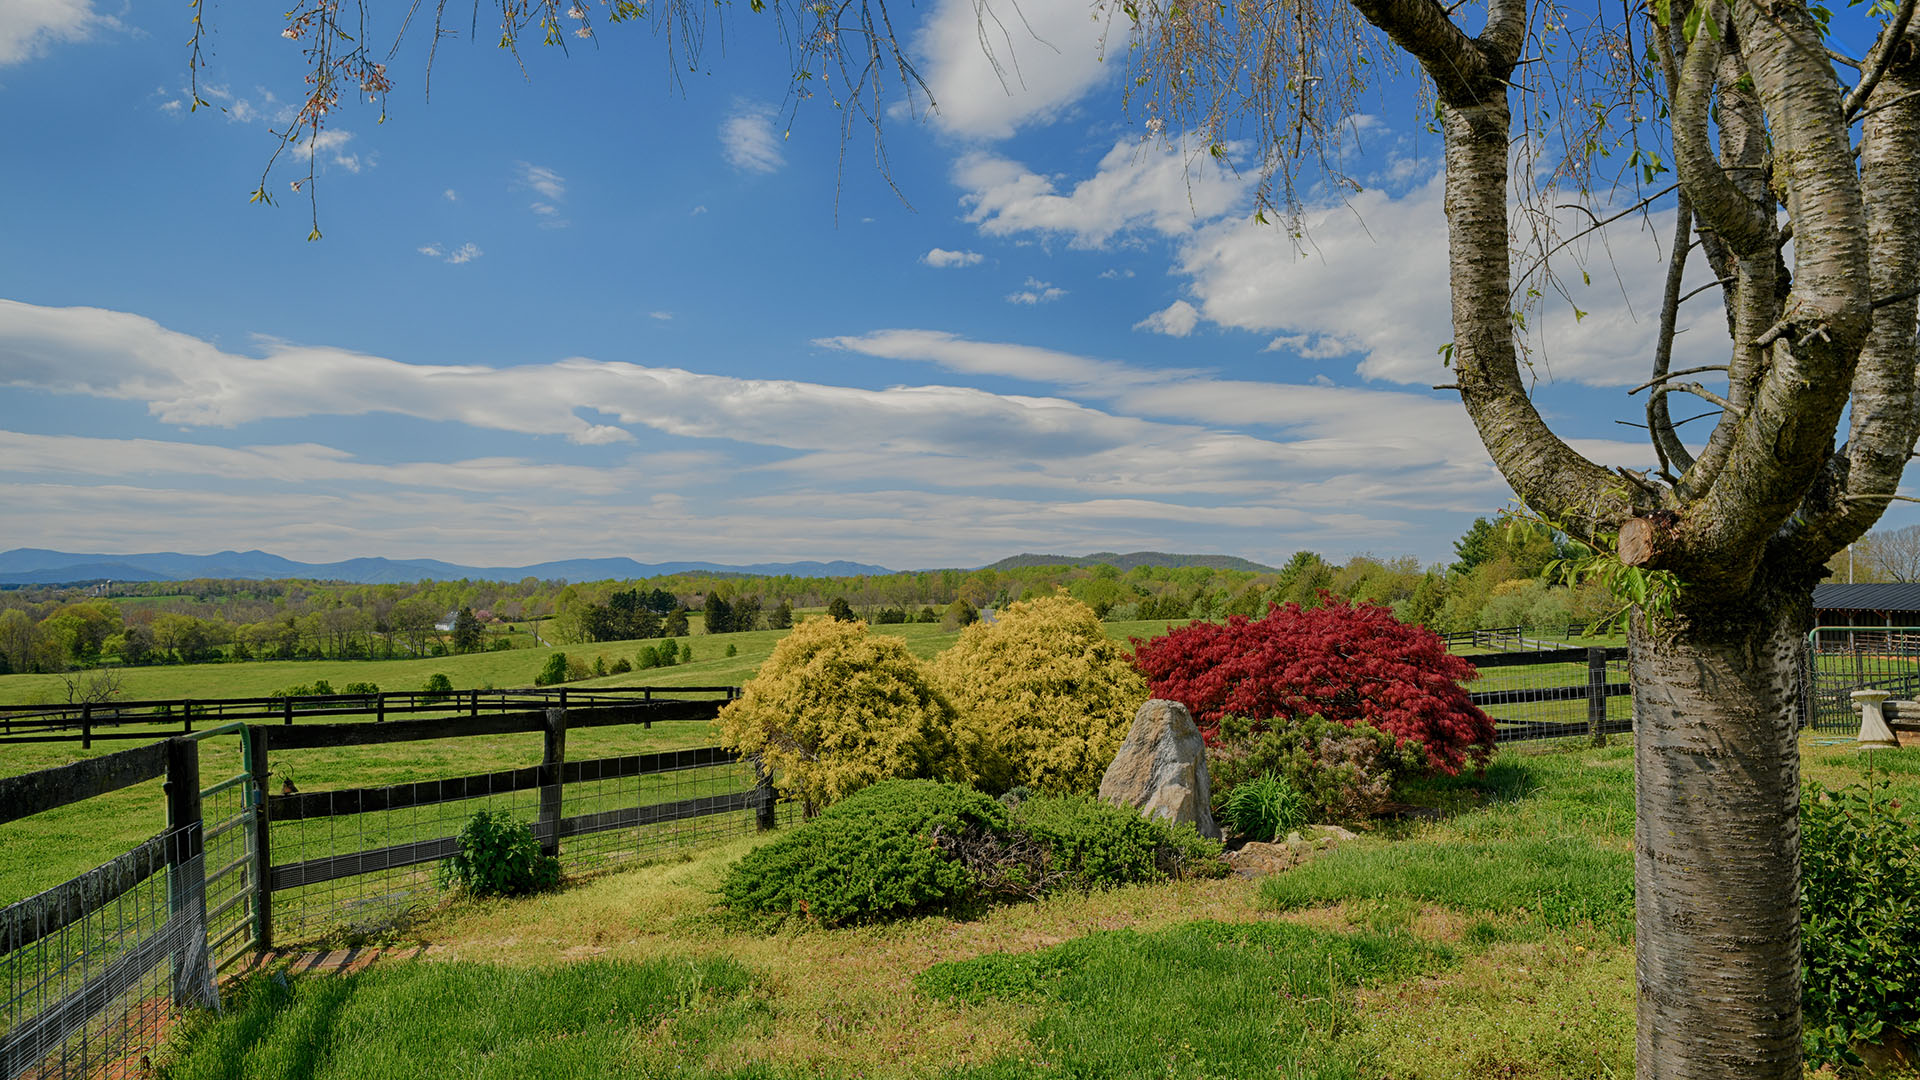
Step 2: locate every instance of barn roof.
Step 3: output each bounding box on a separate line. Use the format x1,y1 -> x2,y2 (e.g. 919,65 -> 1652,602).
1813,583 -> 1920,613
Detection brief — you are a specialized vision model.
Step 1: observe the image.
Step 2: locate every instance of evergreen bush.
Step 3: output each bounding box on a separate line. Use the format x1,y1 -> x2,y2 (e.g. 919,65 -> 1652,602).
931,594 -> 1148,794
718,618 -> 960,814
1209,713 -> 1428,821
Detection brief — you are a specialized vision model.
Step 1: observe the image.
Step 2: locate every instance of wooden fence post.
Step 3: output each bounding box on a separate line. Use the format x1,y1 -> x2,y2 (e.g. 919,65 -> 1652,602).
247,725 -> 274,954
540,708 -> 568,859
80,703 -> 91,750
164,738 -> 217,1009
1587,647 -> 1609,747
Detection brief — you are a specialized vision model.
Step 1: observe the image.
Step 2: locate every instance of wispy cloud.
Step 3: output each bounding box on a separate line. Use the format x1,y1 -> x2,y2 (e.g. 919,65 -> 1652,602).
518,163 -> 566,201
720,101 -> 786,174
649,311 -> 673,321
922,248 -> 984,268
1006,277 -> 1065,305
416,242 -> 482,265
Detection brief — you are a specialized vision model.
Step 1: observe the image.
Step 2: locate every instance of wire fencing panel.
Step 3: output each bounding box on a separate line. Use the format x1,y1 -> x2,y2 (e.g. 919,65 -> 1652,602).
1804,627 -> 1920,732
0,749 -> 223,1080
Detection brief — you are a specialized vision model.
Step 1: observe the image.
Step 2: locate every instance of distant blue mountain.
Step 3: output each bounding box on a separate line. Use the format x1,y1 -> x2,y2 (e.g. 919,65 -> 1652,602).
0,548 -> 897,586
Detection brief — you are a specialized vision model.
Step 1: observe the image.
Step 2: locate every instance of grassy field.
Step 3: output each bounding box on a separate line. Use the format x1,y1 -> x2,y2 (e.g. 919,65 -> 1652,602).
149,738 -> 1920,1080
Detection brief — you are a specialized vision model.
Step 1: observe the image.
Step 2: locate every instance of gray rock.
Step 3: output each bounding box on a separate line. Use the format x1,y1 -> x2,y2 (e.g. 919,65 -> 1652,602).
1098,699 -> 1219,839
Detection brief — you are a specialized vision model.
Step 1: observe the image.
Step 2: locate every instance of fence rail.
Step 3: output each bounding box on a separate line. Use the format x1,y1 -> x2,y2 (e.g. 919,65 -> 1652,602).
0,686 -> 738,746
0,694 -> 768,1080
1461,646 -> 1630,745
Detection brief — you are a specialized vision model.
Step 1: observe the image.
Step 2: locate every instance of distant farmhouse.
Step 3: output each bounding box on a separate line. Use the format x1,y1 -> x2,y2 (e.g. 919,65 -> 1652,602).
1813,583 -> 1920,628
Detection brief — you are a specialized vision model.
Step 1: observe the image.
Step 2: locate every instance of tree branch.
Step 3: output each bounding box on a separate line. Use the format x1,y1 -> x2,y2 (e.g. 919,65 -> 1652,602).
1844,0 -> 1920,118
1632,364 -> 1732,395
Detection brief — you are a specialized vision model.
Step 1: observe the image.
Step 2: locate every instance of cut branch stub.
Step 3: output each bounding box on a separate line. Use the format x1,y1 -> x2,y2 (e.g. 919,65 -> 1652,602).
1619,514 -> 1680,568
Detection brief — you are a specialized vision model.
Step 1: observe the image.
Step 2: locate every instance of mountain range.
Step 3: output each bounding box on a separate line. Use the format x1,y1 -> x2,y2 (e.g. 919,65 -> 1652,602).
0,548 -> 1276,586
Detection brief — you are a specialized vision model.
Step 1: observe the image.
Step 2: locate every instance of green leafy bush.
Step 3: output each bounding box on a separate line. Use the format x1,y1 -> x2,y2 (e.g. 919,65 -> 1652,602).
339,681 -> 379,696
442,811 -> 559,897
422,673 -> 454,701
1801,775 -> 1920,1067
1013,794 -> 1227,888
610,657 -> 632,674
1222,773 -> 1310,841
719,781 -> 1225,927
1210,713 -> 1427,822
720,780 -> 1007,926
534,652 -> 569,687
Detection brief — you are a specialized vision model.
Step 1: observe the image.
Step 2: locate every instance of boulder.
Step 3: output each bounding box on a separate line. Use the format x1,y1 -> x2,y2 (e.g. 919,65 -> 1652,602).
1099,699 -> 1219,839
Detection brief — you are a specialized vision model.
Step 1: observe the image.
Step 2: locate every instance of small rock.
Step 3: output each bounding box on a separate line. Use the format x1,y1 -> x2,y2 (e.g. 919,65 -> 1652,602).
1309,824 -> 1359,842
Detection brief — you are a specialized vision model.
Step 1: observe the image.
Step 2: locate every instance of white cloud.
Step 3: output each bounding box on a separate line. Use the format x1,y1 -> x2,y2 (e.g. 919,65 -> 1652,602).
1098,268 -> 1135,280
649,311 -> 673,321
720,101 -> 786,174
417,242 -> 481,264
1134,300 -> 1199,337
444,188 -> 459,202
1006,277 -> 1065,304
0,0 -> 103,65
958,138 -> 1249,249
300,129 -> 362,173
922,247 -> 984,268
0,300 -> 1516,509
913,0 -> 1116,138
518,162 -> 567,201
1168,172 -> 1729,387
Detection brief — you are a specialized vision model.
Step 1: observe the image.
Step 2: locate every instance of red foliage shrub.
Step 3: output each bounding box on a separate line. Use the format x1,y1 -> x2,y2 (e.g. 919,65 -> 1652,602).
1131,596 -> 1494,774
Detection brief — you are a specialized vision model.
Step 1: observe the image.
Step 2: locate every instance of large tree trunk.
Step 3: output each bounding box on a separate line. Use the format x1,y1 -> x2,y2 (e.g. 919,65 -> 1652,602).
1630,585 -> 1810,1080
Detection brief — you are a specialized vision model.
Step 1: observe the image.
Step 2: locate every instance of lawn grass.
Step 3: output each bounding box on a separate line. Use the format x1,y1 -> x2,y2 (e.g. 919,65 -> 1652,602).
139,737 -> 1920,1079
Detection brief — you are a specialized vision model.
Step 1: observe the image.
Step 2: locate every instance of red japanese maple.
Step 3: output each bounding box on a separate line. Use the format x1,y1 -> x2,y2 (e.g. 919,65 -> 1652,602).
1131,596 -> 1493,774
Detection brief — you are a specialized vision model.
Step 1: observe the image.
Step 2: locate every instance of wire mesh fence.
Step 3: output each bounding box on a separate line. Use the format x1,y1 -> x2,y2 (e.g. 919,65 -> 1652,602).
0,828 -> 214,1080
1803,626 -> 1920,733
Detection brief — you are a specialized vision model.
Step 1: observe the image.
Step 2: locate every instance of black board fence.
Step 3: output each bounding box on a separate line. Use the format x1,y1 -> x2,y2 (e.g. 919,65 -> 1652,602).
1462,646 -> 1631,745
0,692 -> 771,1080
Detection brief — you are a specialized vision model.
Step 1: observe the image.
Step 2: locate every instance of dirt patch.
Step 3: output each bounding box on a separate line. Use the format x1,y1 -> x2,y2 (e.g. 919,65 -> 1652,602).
1276,902 -> 1363,935
1412,904 -> 1471,943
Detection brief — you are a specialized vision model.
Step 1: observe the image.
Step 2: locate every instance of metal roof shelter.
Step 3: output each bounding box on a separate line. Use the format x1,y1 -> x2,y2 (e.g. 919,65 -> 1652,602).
1813,583 -> 1920,625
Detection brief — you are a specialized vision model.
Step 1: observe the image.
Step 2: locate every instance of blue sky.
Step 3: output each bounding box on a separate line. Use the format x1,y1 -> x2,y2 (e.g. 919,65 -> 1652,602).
3,0 -> 1909,571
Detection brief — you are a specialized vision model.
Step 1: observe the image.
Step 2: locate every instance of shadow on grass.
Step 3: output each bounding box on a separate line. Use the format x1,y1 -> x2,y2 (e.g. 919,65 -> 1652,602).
159,957 -> 756,1080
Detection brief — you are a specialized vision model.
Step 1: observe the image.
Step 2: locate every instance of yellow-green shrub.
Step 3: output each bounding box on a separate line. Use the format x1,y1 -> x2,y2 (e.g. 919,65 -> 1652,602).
932,594 -> 1149,794
718,617 -> 960,814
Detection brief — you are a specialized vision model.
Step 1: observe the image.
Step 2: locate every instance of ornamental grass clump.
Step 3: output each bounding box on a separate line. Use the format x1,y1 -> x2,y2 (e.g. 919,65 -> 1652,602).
1221,773 -> 1310,842
931,594 -> 1149,794
718,617 -> 961,815
1132,595 -> 1494,774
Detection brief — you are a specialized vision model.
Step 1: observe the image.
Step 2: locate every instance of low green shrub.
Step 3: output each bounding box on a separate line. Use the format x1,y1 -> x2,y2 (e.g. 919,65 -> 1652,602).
339,681 -> 379,696
720,782 -> 1225,927
1801,775 -> 1920,1067
1012,794 -> 1227,888
443,810 -> 559,897
610,657 -> 632,674
1210,713 -> 1428,822
534,652 -> 569,686
421,673 -> 453,701
720,780 -> 1008,926
1222,772 -> 1310,841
